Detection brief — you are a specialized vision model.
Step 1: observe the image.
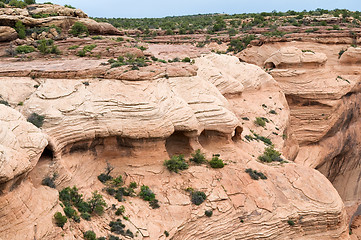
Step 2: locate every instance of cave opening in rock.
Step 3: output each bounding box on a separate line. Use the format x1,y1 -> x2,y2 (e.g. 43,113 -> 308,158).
165,131 -> 193,157
40,145 -> 54,160
199,130 -> 229,149
265,62 -> 276,69
232,126 -> 243,142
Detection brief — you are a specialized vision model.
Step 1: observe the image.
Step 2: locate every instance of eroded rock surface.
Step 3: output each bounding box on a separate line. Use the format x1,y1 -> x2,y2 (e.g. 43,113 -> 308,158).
0,51 -> 349,239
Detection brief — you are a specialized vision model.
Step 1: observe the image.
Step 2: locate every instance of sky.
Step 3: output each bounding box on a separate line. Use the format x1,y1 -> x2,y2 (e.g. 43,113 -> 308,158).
37,0 -> 361,18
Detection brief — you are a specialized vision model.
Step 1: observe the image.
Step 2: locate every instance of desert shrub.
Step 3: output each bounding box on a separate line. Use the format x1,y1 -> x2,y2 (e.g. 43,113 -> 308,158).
250,131 -> 272,145
0,2 -> 5,7
191,191 -> 207,205
27,113 -> 45,128
164,154 -> 189,173
24,0 -> 35,4
109,219 -> 126,235
116,37 -> 124,42
129,182 -> 137,189
81,212 -> 91,221
15,45 -> 35,54
69,22 -> 89,37
288,220 -> 295,226
149,199 -> 160,209
64,4 -> 75,9
245,168 -> 267,180
112,175 -> 123,186
338,49 -> 346,59
68,45 -> 79,50
254,117 -> 268,127
108,235 -> 120,240
9,0 -> 27,8
115,205 -> 125,215
87,191 -> 107,215
182,57 -> 191,62
63,206 -> 77,218
0,100 -> 10,106
37,39 -> 60,55
84,230 -> 97,240
15,21 -> 26,39
164,231 -> 170,237
205,210 -> 213,217
83,44 -> 97,52
139,185 -> 155,201
189,149 -> 206,164
258,146 -> 283,163
54,212 -> 67,228
77,49 -> 86,57
227,34 -> 255,53
269,110 -> 277,114
42,173 -> 57,188
209,155 -> 224,168
91,35 -> 103,40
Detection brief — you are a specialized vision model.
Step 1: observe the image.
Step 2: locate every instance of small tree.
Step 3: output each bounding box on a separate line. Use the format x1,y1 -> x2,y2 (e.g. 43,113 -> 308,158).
24,0 -> 36,4
189,149 -> 206,164
15,21 -> 26,39
54,212 -> 67,228
84,230 -> 97,240
69,22 -> 89,37
87,191 -> 106,215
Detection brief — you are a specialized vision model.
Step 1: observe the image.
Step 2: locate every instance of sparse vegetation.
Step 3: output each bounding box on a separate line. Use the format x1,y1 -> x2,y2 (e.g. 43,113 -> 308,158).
15,21 -> 26,39
209,154 -> 225,168
0,100 -> 10,106
164,154 -> 189,173
54,212 -> 67,228
258,146 -> 283,163
27,113 -> 45,128
191,190 -> 207,205
254,117 -> 268,127
69,22 -> 89,37
42,173 -> 57,188
37,39 -> 61,55
84,230 -> 97,240
245,130 -> 272,145
189,149 -> 206,164
288,219 -> 295,226
205,210 -> 213,217
15,45 -> 35,54
245,168 -> 267,180
338,49 -> 346,59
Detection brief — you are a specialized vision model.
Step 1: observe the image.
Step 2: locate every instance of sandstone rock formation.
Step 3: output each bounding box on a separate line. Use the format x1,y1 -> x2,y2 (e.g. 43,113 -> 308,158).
264,46 -> 327,68
340,47 -> 361,64
0,26 -> 17,42
0,50 -> 349,239
240,40 -> 361,230
0,4 -> 121,36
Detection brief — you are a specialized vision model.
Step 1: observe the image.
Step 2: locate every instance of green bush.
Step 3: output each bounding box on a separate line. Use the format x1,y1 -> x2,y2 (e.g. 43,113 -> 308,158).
129,182 -> 137,189
84,230 -> 97,240
63,205 -> 77,218
109,235 -> 120,240
164,154 -> 189,173
338,49 -> 346,59
64,4 -> 75,9
115,206 -> 125,215
245,168 -> 267,180
109,219 -> 126,235
24,0 -> 35,4
189,149 -> 206,164
149,199 -> 160,209
191,191 -> 206,205
182,57 -> 191,62
139,185 -> 155,201
37,39 -> 60,55
68,45 -> 79,50
209,155 -> 224,168
54,212 -> 67,228
77,49 -> 86,57
254,117 -> 268,127
69,22 -> 89,37
81,212 -> 91,221
288,220 -> 295,226
205,210 -> 213,217
164,231 -> 170,237
27,113 -> 45,128
97,173 -> 112,183
9,0 -> 27,8
258,146 -> 283,163
87,191 -> 107,215
15,21 -> 26,39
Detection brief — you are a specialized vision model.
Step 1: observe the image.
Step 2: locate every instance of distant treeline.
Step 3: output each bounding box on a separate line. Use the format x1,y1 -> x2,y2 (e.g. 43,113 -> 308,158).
92,9 -> 360,33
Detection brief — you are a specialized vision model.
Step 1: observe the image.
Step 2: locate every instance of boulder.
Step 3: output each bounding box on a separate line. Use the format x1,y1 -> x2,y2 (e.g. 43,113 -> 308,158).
0,26 -> 17,42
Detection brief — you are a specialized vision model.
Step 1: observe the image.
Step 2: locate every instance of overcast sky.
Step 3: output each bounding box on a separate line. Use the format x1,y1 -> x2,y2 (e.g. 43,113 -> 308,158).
37,0 -> 360,18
